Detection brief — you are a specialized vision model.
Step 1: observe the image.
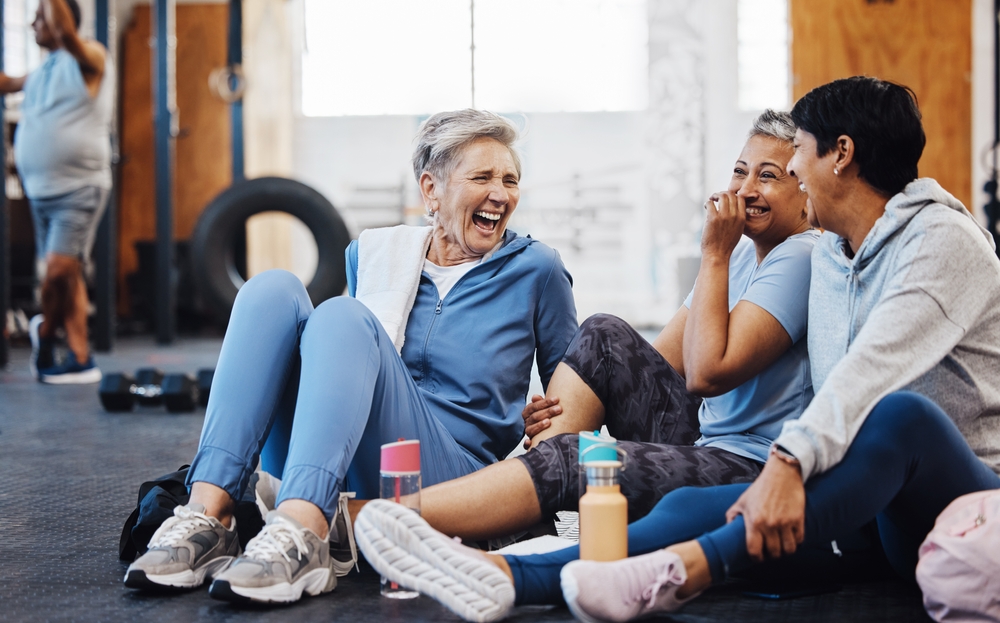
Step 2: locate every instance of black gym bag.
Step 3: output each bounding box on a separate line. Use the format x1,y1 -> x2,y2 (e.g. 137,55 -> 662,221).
118,465 -> 266,561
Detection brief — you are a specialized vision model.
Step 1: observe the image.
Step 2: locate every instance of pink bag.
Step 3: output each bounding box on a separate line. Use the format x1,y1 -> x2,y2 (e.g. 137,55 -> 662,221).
916,489 -> 1000,622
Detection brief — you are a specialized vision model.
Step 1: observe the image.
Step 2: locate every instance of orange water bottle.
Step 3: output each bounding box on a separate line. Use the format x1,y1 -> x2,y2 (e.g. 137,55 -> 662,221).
579,460 -> 628,561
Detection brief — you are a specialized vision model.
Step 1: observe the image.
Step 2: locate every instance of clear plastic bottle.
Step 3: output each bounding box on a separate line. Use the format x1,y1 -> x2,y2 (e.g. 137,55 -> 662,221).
379,439 -> 421,599
579,460 -> 628,562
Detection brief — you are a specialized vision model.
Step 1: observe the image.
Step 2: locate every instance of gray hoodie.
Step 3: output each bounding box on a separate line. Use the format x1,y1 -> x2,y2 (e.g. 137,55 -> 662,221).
775,178 -> 1000,481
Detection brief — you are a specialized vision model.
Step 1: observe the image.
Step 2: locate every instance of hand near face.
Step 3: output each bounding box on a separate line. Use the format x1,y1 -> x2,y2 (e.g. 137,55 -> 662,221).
702,191 -> 746,261
725,455 -> 806,561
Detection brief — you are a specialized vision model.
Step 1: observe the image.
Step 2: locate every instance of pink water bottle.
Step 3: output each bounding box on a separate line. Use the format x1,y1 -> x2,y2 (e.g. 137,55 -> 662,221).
379,439 -> 421,599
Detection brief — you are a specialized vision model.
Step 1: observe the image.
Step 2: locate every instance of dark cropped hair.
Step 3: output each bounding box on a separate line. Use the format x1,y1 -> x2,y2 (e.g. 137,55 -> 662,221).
790,76 -> 925,197
65,0 -> 82,30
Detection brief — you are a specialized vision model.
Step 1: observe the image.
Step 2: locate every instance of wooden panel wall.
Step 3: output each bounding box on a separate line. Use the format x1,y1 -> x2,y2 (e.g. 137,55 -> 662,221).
118,3 -> 232,314
790,0 -> 972,209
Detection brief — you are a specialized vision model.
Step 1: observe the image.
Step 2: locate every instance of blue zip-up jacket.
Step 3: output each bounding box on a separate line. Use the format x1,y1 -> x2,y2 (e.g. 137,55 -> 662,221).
346,230 -> 578,466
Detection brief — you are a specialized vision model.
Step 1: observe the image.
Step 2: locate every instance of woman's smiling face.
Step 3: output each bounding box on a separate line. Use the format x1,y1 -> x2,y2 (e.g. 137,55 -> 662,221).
423,137 -> 520,264
729,134 -> 808,248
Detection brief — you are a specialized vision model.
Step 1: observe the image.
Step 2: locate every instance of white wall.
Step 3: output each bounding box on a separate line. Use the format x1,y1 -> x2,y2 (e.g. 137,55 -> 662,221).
973,0 -> 995,224
102,0 -> 996,326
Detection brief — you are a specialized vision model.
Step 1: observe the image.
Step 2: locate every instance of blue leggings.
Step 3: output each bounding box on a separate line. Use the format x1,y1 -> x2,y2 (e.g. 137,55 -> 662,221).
506,392 -> 1000,605
185,270 -> 483,520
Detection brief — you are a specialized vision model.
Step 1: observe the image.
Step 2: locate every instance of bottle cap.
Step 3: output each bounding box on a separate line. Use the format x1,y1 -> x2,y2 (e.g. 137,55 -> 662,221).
585,460 -> 623,487
381,439 -> 420,475
579,430 -> 617,464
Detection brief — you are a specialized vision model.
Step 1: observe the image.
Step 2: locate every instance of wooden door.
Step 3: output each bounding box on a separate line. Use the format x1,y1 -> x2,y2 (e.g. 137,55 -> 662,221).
118,3 -> 232,315
790,0 -> 972,208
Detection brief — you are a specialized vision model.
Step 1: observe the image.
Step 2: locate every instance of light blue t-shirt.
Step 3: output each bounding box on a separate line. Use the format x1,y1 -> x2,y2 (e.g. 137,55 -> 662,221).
14,49 -> 114,199
683,230 -> 819,462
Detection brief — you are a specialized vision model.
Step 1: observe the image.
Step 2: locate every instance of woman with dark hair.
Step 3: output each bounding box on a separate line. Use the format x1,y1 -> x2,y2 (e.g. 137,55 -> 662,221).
353,77 -> 1000,623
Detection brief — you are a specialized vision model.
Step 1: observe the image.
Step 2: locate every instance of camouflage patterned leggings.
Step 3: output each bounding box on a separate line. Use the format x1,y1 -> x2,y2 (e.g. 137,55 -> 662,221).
516,314 -> 762,522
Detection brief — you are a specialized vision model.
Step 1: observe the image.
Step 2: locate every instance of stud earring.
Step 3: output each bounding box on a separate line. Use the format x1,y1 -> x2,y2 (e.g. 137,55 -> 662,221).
798,182 -> 806,192
834,168 -> 840,176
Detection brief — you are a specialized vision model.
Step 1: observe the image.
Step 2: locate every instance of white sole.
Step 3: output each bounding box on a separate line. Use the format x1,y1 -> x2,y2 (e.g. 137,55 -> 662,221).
129,555 -> 234,589
40,367 -> 103,385
560,562 -> 602,623
355,500 -> 515,623
226,567 -> 334,603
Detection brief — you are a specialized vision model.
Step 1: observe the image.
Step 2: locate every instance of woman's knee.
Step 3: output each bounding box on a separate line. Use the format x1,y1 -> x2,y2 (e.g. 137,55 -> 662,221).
236,269 -> 309,306
578,314 -> 630,342
306,296 -> 379,337
865,391 -> 950,439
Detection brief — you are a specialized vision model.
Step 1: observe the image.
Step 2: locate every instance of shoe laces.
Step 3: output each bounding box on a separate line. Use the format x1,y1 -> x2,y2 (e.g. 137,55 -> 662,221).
244,517 -> 310,565
640,566 -> 679,609
334,493 -> 360,573
150,506 -> 216,548
622,554 -> 683,610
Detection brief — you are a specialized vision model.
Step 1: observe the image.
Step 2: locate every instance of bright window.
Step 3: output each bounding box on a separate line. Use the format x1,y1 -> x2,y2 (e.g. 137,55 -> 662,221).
5,0 -> 42,78
301,0 -> 648,116
736,0 -> 789,111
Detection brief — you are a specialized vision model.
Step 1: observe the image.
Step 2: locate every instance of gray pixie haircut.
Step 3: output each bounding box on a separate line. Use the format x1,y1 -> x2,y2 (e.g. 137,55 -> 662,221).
748,109 -> 796,143
412,109 -> 522,182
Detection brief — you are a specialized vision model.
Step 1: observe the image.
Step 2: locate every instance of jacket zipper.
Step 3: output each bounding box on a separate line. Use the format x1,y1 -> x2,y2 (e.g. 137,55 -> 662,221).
416,239 -> 517,386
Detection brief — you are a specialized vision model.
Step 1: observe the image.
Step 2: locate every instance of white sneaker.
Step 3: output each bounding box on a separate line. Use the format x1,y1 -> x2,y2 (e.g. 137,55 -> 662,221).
355,499 -> 515,623
560,549 -> 699,623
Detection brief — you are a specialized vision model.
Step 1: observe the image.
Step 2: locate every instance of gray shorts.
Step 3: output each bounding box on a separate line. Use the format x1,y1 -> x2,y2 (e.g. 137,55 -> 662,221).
30,186 -> 109,270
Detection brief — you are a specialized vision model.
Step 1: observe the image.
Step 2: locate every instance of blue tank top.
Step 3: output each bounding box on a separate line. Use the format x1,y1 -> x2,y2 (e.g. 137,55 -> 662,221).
14,49 -> 114,199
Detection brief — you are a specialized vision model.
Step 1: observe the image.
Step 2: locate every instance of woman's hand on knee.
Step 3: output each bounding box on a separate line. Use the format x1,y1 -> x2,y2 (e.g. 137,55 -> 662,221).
522,395 -> 562,449
725,456 -> 806,562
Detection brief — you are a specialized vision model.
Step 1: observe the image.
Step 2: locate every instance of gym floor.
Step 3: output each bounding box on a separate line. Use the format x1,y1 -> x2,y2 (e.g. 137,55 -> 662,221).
0,337 -> 932,622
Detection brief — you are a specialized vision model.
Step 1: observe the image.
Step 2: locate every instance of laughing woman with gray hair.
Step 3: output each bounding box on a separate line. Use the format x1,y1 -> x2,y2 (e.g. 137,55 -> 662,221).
124,109 -> 578,606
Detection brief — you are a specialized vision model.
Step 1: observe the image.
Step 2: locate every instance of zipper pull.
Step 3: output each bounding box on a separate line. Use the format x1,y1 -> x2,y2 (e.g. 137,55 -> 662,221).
435,300 -> 442,314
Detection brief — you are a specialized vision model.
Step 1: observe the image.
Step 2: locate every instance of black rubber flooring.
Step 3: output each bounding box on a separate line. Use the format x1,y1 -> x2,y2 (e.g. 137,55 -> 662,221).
0,337 -> 932,622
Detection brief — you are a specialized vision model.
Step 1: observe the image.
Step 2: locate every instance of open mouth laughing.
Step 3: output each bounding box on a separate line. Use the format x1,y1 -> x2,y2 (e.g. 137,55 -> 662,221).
472,210 -> 503,234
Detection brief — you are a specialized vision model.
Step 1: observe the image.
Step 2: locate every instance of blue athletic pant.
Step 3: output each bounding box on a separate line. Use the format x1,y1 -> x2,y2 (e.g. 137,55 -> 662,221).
505,391 -> 1000,605
186,270 -> 484,520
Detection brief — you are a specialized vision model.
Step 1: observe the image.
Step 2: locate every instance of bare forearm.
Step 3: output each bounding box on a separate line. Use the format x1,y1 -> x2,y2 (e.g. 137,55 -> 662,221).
682,254 -> 732,394
0,72 -> 26,93
41,0 -> 75,40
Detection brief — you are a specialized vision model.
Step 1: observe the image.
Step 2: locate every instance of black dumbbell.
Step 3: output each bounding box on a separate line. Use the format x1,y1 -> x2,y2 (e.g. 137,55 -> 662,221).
99,369 -> 205,413
99,368 -> 165,411
162,374 -> 199,413
99,372 -> 139,412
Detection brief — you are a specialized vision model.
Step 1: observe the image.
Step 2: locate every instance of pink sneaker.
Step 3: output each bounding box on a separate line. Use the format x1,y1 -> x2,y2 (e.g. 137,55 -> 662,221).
560,549 -> 699,622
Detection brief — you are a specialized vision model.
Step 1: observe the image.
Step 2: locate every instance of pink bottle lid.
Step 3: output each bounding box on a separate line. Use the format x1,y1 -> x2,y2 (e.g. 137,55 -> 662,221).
380,439 -> 420,475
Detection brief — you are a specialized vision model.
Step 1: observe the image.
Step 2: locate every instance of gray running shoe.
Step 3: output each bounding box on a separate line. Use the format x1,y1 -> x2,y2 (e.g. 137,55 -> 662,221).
124,503 -> 240,590
355,499 -> 515,623
560,549 -> 699,623
330,492 -> 360,577
208,510 -> 336,604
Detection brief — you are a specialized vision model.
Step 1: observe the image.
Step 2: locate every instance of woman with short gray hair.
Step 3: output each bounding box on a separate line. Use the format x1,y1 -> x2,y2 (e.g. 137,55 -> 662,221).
124,109 -> 578,607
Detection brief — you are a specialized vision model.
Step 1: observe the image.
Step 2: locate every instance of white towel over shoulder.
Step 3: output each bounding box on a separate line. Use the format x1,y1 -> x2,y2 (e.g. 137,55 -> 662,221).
356,225 -> 433,353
